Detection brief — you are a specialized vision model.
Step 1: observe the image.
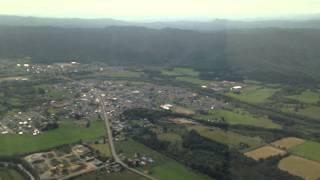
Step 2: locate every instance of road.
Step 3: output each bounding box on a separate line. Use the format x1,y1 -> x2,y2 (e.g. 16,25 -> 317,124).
98,95 -> 157,180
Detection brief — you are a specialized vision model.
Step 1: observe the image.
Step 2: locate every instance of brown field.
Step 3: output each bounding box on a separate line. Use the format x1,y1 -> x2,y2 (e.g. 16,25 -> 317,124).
244,145 -> 287,161
271,137 -> 305,150
278,155 -> 320,180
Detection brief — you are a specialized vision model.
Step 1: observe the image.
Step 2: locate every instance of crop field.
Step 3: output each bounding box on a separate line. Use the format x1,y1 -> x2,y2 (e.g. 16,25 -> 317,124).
89,143 -> 111,157
244,145 -> 287,161
188,125 -> 264,149
116,139 -> 209,180
227,85 -> 278,103
278,155 -> 320,180
196,109 -> 281,129
287,90 -> 320,104
290,141 -> 320,162
0,167 -> 25,180
161,68 -> 199,77
0,121 -> 105,155
271,137 -> 305,150
158,132 -> 182,143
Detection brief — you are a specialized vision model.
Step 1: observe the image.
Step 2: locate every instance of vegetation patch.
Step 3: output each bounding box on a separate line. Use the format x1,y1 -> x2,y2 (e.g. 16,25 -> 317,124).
89,143 -> 111,157
176,77 -> 211,86
278,155 -> 320,180
290,141 -> 320,162
227,85 -> 278,103
161,68 -> 199,77
0,167 -> 25,180
171,106 -> 195,115
271,137 -> 305,150
244,145 -> 287,161
158,133 -> 182,143
287,90 -> 320,104
0,121 -> 105,155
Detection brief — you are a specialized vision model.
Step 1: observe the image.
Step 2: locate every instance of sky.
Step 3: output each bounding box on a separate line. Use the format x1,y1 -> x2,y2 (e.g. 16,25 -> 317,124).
1,0 -> 320,21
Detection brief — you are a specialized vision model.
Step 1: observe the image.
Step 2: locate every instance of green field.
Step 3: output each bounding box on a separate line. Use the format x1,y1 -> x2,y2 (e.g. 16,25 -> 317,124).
176,77 -> 211,86
89,143 -> 111,157
287,90 -> 320,104
161,68 -> 199,77
74,170 -> 147,180
227,85 -> 278,103
281,105 -> 320,120
116,139 -> 210,180
290,141 -> 320,162
188,125 -> 264,149
158,132 -> 182,143
0,121 -> 105,155
0,167 -> 25,180
195,109 -> 281,129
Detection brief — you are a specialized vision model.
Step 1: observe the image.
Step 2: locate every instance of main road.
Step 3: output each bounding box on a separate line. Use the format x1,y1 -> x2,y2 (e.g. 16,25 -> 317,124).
98,95 -> 157,180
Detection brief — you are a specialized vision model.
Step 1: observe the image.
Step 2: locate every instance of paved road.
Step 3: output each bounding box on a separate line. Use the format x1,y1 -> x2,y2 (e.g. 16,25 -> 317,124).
98,95 -> 157,180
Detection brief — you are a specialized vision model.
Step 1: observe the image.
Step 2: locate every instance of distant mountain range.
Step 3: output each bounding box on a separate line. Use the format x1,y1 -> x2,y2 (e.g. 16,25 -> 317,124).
1,15 -> 320,30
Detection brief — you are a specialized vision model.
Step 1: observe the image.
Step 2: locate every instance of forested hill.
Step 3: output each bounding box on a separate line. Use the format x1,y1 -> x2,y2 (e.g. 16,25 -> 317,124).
1,25 -> 320,83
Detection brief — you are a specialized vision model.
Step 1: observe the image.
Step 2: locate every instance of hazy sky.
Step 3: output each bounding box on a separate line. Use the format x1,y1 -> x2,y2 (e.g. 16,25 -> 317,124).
1,0 -> 320,21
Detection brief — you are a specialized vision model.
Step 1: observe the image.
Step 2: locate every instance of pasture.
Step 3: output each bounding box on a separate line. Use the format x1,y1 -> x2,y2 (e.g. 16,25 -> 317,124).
271,137 -> 305,150
244,145 -> 287,161
290,141 -> 320,162
278,155 -> 320,180
287,90 -> 320,104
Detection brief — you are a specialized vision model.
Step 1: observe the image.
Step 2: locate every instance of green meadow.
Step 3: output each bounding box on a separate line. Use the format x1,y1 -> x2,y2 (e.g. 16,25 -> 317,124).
290,141 -> 320,162
227,85 -> 278,103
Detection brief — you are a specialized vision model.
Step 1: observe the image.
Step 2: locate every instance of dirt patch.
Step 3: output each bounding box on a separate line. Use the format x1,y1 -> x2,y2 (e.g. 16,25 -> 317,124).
244,145 -> 287,161
271,137 -> 305,150
278,155 -> 320,180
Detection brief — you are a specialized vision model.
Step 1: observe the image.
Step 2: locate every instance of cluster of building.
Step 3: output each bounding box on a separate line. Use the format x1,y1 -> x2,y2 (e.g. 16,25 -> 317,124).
123,153 -> 154,168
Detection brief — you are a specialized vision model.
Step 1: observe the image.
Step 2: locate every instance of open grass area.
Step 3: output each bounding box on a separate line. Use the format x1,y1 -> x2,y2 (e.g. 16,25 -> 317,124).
188,125 -> 264,149
278,155 -> 320,180
74,169 -> 148,180
227,85 -> 278,103
290,141 -> 320,162
244,145 -> 287,161
0,167 -> 25,180
0,121 -> 105,155
287,90 -> 320,104
176,77 -> 211,86
195,109 -> 281,129
158,132 -> 182,143
161,68 -> 199,77
116,139 -> 210,180
89,143 -> 111,157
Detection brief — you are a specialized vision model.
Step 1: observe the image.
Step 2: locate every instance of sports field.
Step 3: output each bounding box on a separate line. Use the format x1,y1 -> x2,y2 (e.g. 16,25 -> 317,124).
278,155 -> 320,180
0,121 -> 105,155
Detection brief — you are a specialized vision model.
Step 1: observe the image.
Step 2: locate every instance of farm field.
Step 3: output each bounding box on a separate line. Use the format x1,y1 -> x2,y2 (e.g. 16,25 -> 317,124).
89,143 -> 111,157
271,137 -> 305,150
227,85 -> 278,103
244,145 -> 287,161
290,141 -> 320,162
161,68 -> 199,77
0,121 -> 105,155
158,132 -> 182,143
74,169 -> 147,180
287,90 -> 320,104
281,105 -> 320,120
188,125 -> 264,149
195,109 -> 281,129
171,105 -> 195,115
0,167 -> 25,180
116,139 -> 210,180
278,155 -> 320,180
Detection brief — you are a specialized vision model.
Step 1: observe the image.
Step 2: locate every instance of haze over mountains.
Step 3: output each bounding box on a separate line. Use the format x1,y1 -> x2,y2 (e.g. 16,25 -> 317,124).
1,15 -> 320,83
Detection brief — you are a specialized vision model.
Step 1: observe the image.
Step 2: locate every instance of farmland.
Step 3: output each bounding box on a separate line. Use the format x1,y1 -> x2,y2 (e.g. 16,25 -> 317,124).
89,143 -> 112,157
195,108 -> 281,129
0,167 -> 25,180
278,155 -> 320,180
188,125 -> 264,149
158,132 -> 182,143
244,145 -> 287,161
290,141 -> 320,162
271,137 -> 305,150
161,68 -> 199,77
287,90 -> 320,104
74,169 -> 148,180
0,121 -> 105,155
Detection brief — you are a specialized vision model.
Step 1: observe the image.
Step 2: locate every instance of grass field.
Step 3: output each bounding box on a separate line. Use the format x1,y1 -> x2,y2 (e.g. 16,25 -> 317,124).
0,121 -> 105,155
287,90 -> 320,104
176,77 -> 211,86
278,155 -> 320,180
161,68 -> 199,77
244,145 -> 287,161
271,137 -> 305,150
227,85 -> 278,103
195,109 -> 281,129
290,141 -> 320,162
116,139 -> 210,180
188,125 -> 264,149
89,143 -> 111,157
74,169 -> 147,180
0,167 -> 25,180
158,133 -> 182,143
171,106 -> 195,115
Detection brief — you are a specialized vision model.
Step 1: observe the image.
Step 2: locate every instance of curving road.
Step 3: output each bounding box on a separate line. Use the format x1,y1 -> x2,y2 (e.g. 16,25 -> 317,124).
98,95 -> 157,180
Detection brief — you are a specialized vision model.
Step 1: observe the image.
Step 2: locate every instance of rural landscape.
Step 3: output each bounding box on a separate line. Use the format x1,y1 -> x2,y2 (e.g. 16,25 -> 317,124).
1,1 -> 320,179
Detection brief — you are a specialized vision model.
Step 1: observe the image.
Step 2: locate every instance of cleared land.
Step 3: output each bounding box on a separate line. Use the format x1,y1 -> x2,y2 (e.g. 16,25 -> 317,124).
188,125 -> 264,149
116,139 -> 210,180
271,137 -> 305,150
244,145 -> 287,161
227,85 -> 278,103
290,141 -> 320,162
89,143 -> 112,157
278,155 -> 320,180
0,121 -> 105,155
287,90 -> 320,104
196,109 -> 281,129
0,167 -> 25,180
